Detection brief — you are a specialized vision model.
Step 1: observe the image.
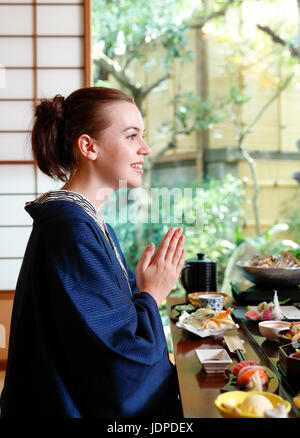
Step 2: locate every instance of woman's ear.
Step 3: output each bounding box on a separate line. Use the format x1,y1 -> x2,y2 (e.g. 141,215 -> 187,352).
77,134 -> 98,161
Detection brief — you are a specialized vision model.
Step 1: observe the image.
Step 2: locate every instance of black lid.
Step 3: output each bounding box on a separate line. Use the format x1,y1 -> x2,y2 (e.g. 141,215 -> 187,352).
185,252 -> 216,265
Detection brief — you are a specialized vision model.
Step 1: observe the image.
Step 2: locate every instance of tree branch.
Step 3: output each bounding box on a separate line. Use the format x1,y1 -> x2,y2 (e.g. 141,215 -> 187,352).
140,72 -> 171,99
240,73 -> 294,144
97,50 -> 141,94
257,24 -> 300,60
189,0 -> 237,29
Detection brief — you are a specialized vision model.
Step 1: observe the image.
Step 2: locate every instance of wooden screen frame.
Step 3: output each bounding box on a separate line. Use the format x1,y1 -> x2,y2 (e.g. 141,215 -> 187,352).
0,1 -> 92,368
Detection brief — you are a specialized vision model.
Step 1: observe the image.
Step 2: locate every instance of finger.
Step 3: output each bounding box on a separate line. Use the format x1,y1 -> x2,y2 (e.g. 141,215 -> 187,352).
165,228 -> 182,262
172,234 -> 185,265
137,243 -> 155,271
152,227 -> 176,262
176,248 -> 186,274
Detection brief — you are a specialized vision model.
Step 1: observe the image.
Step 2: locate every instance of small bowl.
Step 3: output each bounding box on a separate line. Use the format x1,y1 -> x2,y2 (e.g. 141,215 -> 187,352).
198,293 -> 224,311
278,342 -> 300,383
188,292 -> 230,308
214,391 -> 291,418
276,328 -> 294,345
258,321 -> 290,341
195,348 -> 232,374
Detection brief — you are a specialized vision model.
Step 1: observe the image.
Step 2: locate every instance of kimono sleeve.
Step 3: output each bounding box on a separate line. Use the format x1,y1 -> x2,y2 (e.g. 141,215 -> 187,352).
41,217 -> 168,366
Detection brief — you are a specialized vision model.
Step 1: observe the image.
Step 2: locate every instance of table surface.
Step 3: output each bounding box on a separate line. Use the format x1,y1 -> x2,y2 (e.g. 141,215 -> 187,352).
167,296 -> 300,418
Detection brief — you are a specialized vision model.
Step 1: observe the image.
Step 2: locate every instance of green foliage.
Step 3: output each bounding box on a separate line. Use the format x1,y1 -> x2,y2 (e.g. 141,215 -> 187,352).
103,174 -> 245,295
280,193 -> 300,243
92,0 -> 197,67
237,223 -> 299,255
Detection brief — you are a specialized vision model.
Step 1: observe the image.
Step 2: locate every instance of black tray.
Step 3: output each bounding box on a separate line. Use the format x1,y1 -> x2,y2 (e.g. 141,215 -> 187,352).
231,282 -> 300,305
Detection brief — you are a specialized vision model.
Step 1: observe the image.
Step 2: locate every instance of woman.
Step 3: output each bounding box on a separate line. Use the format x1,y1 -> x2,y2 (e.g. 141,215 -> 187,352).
0,87 -> 185,418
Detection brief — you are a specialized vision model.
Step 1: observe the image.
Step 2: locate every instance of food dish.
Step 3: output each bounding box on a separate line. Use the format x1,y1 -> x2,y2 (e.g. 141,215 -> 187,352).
233,362 -> 269,391
278,342 -> 300,383
245,291 -> 283,320
169,303 -> 196,321
244,253 -> 300,269
214,391 -> 291,418
276,322 -> 300,344
195,349 -> 232,374
223,360 -> 278,393
236,253 -> 300,287
176,306 -> 239,338
258,320 -> 290,341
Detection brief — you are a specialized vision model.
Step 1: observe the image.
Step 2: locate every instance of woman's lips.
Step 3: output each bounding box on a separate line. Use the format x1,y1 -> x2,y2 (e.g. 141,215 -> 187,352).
131,166 -> 143,174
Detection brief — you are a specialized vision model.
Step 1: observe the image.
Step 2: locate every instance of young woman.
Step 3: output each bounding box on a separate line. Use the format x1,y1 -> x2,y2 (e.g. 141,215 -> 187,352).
0,87 -> 186,418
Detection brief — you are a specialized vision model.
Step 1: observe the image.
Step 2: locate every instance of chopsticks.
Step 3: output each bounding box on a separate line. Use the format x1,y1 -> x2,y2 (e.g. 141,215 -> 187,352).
223,335 -> 246,362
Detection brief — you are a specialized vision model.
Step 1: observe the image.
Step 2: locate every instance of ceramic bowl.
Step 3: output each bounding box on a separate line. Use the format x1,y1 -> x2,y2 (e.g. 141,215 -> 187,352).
188,292 -> 230,308
195,348 -> 232,374
258,320 -> 290,341
276,328 -> 294,345
236,262 -> 300,288
214,391 -> 291,418
198,293 -> 224,311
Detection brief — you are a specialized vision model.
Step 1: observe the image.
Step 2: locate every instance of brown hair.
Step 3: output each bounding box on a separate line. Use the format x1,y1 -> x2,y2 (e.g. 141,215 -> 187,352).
32,87 -> 134,182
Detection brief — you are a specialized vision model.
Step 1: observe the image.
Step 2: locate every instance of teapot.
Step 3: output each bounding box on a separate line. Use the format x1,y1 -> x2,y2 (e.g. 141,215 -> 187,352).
181,252 -> 217,298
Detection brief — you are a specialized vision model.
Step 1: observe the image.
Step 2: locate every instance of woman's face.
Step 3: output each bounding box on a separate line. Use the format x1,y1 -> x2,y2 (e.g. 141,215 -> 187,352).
95,102 -> 151,190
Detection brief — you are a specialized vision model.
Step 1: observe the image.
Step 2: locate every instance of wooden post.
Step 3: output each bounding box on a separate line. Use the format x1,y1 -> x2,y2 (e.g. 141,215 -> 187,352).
84,0 -> 92,87
195,26 -> 209,182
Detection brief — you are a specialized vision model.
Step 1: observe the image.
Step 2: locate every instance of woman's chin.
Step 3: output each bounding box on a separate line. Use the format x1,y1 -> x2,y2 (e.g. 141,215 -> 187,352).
127,178 -> 143,189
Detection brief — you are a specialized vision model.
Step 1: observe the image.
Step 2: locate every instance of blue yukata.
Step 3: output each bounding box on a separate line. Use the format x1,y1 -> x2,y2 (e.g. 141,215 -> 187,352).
0,192 -> 182,418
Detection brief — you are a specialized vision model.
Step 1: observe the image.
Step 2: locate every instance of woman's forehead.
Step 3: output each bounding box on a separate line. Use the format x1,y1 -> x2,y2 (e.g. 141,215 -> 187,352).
107,101 -> 144,131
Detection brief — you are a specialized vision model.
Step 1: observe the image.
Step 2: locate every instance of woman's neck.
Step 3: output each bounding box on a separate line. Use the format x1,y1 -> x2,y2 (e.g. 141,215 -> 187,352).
61,173 -> 115,210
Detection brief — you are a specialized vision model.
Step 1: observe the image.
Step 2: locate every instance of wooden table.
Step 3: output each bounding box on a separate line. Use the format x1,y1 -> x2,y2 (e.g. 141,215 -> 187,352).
167,296 -> 300,418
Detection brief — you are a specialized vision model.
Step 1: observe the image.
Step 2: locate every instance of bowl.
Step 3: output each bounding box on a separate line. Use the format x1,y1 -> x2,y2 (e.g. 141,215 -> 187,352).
276,328 -> 294,345
195,348 -> 232,374
258,320 -> 290,341
188,292 -> 230,308
198,293 -> 224,311
278,342 -> 300,383
214,391 -> 291,418
236,262 -> 300,288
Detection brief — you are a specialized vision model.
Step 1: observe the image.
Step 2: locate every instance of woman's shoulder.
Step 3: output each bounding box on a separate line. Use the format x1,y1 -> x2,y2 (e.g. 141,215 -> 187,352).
27,200 -> 100,239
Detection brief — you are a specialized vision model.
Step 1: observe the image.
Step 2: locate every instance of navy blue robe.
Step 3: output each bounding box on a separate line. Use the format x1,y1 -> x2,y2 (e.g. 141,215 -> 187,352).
0,200 -> 181,418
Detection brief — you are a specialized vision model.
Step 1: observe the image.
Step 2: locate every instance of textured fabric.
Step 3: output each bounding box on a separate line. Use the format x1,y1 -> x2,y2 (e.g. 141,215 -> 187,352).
32,190 -> 132,297
0,200 -> 182,418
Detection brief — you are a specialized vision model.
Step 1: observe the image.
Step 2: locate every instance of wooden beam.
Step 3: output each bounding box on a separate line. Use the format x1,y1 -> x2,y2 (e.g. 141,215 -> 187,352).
84,0 -> 92,87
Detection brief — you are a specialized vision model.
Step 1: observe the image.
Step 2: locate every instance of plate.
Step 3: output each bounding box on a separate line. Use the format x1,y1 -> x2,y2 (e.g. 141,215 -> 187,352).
221,365 -> 279,394
176,311 -> 239,338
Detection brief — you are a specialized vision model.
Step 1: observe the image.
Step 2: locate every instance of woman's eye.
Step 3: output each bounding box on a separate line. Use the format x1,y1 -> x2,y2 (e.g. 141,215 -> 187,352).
128,134 -> 136,141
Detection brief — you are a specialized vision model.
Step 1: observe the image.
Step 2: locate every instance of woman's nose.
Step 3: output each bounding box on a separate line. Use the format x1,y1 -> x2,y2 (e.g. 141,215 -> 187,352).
139,139 -> 151,155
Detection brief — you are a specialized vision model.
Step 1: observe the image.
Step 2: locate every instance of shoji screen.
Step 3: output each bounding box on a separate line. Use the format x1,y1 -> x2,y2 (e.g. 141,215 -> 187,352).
0,0 -> 91,366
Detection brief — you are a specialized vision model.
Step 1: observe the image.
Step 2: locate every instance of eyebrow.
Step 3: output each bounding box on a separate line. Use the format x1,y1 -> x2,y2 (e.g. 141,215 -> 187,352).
123,126 -> 145,133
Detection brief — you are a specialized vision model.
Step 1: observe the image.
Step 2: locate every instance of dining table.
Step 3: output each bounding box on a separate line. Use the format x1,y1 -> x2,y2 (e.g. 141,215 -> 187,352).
167,295 -> 300,418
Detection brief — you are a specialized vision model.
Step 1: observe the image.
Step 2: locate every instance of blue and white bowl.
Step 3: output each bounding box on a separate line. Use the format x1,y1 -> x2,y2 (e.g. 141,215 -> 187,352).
198,293 -> 224,311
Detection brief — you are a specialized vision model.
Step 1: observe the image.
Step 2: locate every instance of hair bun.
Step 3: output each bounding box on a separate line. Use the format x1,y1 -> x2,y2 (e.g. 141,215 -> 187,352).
35,94 -> 65,121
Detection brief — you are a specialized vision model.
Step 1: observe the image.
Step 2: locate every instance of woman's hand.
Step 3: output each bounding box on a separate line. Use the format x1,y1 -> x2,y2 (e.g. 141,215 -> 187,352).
135,227 -> 186,306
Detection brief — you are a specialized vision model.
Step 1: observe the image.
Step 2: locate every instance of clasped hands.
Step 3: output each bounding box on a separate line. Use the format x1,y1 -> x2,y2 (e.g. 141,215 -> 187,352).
135,227 -> 186,306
